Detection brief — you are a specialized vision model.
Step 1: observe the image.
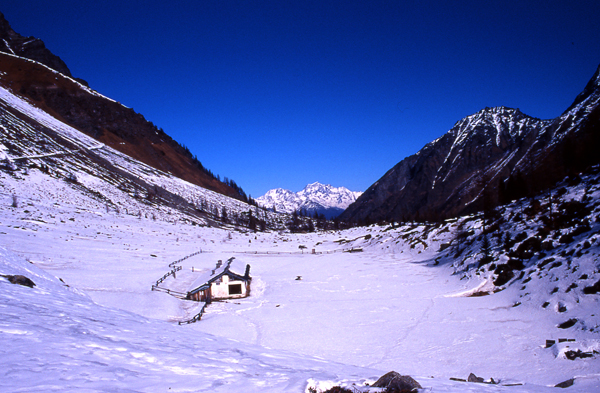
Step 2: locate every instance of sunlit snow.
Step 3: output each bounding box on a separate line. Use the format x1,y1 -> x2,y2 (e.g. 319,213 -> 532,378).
1,75 -> 599,392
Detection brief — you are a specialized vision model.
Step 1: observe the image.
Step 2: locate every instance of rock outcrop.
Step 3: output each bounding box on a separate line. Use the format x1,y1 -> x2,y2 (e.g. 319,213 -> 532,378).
0,12 -> 72,77
1,274 -> 36,288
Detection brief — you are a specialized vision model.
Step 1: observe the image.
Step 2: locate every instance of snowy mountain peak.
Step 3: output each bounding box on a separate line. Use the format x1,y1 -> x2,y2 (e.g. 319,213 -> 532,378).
257,182 -> 362,219
448,106 -> 544,149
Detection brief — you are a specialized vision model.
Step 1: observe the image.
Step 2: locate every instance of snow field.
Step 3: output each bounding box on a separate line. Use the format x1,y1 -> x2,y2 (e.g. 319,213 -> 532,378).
1,78 -> 599,391
1,246 -> 376,393
2,195 -> 599,391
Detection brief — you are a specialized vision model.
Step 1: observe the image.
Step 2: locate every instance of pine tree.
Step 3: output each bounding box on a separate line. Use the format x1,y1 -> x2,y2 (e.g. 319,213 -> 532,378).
221,206 -> 228,223
478,232 -> 493,267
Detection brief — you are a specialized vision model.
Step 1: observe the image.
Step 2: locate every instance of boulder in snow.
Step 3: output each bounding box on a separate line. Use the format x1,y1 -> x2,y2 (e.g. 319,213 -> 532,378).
371,371 -> 422,391
467,373 -> 484,383
1,274 -> 36,288
555,378 -> 575,388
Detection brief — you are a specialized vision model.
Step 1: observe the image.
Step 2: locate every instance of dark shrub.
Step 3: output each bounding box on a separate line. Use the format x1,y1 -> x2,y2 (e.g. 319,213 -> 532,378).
322,387 -> 353,393
538,257 -> 555,269
511,236 -> 542,259
554,200 -> 592,229
559,233 -> 574,244
571,222 -> 591,237
514,231 -> 528,242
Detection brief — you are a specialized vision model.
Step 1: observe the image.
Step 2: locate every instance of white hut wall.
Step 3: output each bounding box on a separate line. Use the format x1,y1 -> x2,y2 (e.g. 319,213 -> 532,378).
210,274 -> 249,300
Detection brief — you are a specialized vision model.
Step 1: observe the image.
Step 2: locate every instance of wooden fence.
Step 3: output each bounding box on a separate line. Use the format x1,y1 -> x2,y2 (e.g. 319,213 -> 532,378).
229,247 -> 361,255
169,249 -> 203,267
178,302 -> 209,325
152,265 -> 183,287
150,284 -> 187,299
151,250 -> 205,315
152,249 -> 203,290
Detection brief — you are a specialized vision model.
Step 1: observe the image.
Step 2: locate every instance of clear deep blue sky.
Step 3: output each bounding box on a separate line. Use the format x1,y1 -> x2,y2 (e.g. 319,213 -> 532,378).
3,1 -> 600,198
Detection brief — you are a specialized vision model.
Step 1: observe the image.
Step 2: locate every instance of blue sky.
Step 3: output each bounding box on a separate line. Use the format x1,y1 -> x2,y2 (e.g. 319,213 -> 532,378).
3,1 -> 600,198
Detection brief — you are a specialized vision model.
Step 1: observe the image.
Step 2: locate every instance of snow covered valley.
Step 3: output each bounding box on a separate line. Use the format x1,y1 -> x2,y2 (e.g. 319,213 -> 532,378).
1,181 -> 600,392
0,74 -> 599,391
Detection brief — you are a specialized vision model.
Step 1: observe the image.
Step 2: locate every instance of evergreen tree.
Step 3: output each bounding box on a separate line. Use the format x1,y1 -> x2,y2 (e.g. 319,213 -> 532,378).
221,206 -> 228,223
478,232 -> 493,267
248,210 -> 257,231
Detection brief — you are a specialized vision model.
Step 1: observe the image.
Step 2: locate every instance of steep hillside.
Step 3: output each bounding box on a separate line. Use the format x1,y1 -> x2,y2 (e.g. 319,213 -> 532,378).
0,52 -> 247,200
341,63 -> 600,224
0,81 -> 283,231
0,11 -> 248,201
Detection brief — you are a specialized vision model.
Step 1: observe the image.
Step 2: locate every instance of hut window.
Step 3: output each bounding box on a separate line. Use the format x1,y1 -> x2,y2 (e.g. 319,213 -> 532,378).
228,283 -> 242,295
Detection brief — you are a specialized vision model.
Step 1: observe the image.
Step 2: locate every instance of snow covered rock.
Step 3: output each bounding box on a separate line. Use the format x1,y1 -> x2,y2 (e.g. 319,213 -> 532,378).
555,378 -> 575,388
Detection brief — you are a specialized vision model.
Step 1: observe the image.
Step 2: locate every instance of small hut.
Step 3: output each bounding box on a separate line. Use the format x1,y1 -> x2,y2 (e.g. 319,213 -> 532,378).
187,258 -> 251,303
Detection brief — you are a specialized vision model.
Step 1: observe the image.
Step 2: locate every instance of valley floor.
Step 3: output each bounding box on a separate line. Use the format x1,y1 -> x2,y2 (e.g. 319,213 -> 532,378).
1,192 -> 599,392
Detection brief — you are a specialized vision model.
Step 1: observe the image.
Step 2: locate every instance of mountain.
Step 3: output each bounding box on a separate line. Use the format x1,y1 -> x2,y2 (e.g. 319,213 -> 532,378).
0,12 -> 249,202
0,11 -> 280,231
257,182 -> 362,219
0,79 -> 278,230
340,63 -> 600,224
0,11 -> 72,78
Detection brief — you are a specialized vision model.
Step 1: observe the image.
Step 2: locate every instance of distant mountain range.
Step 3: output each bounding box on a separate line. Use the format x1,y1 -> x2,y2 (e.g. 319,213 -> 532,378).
256,182 -> 362,219
340,63 -> 600,223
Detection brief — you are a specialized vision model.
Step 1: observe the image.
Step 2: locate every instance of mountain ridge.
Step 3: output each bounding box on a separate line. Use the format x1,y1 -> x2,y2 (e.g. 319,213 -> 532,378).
257,182 -> 361,219
340,64 -> 600,224
0,11 -> 72,78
